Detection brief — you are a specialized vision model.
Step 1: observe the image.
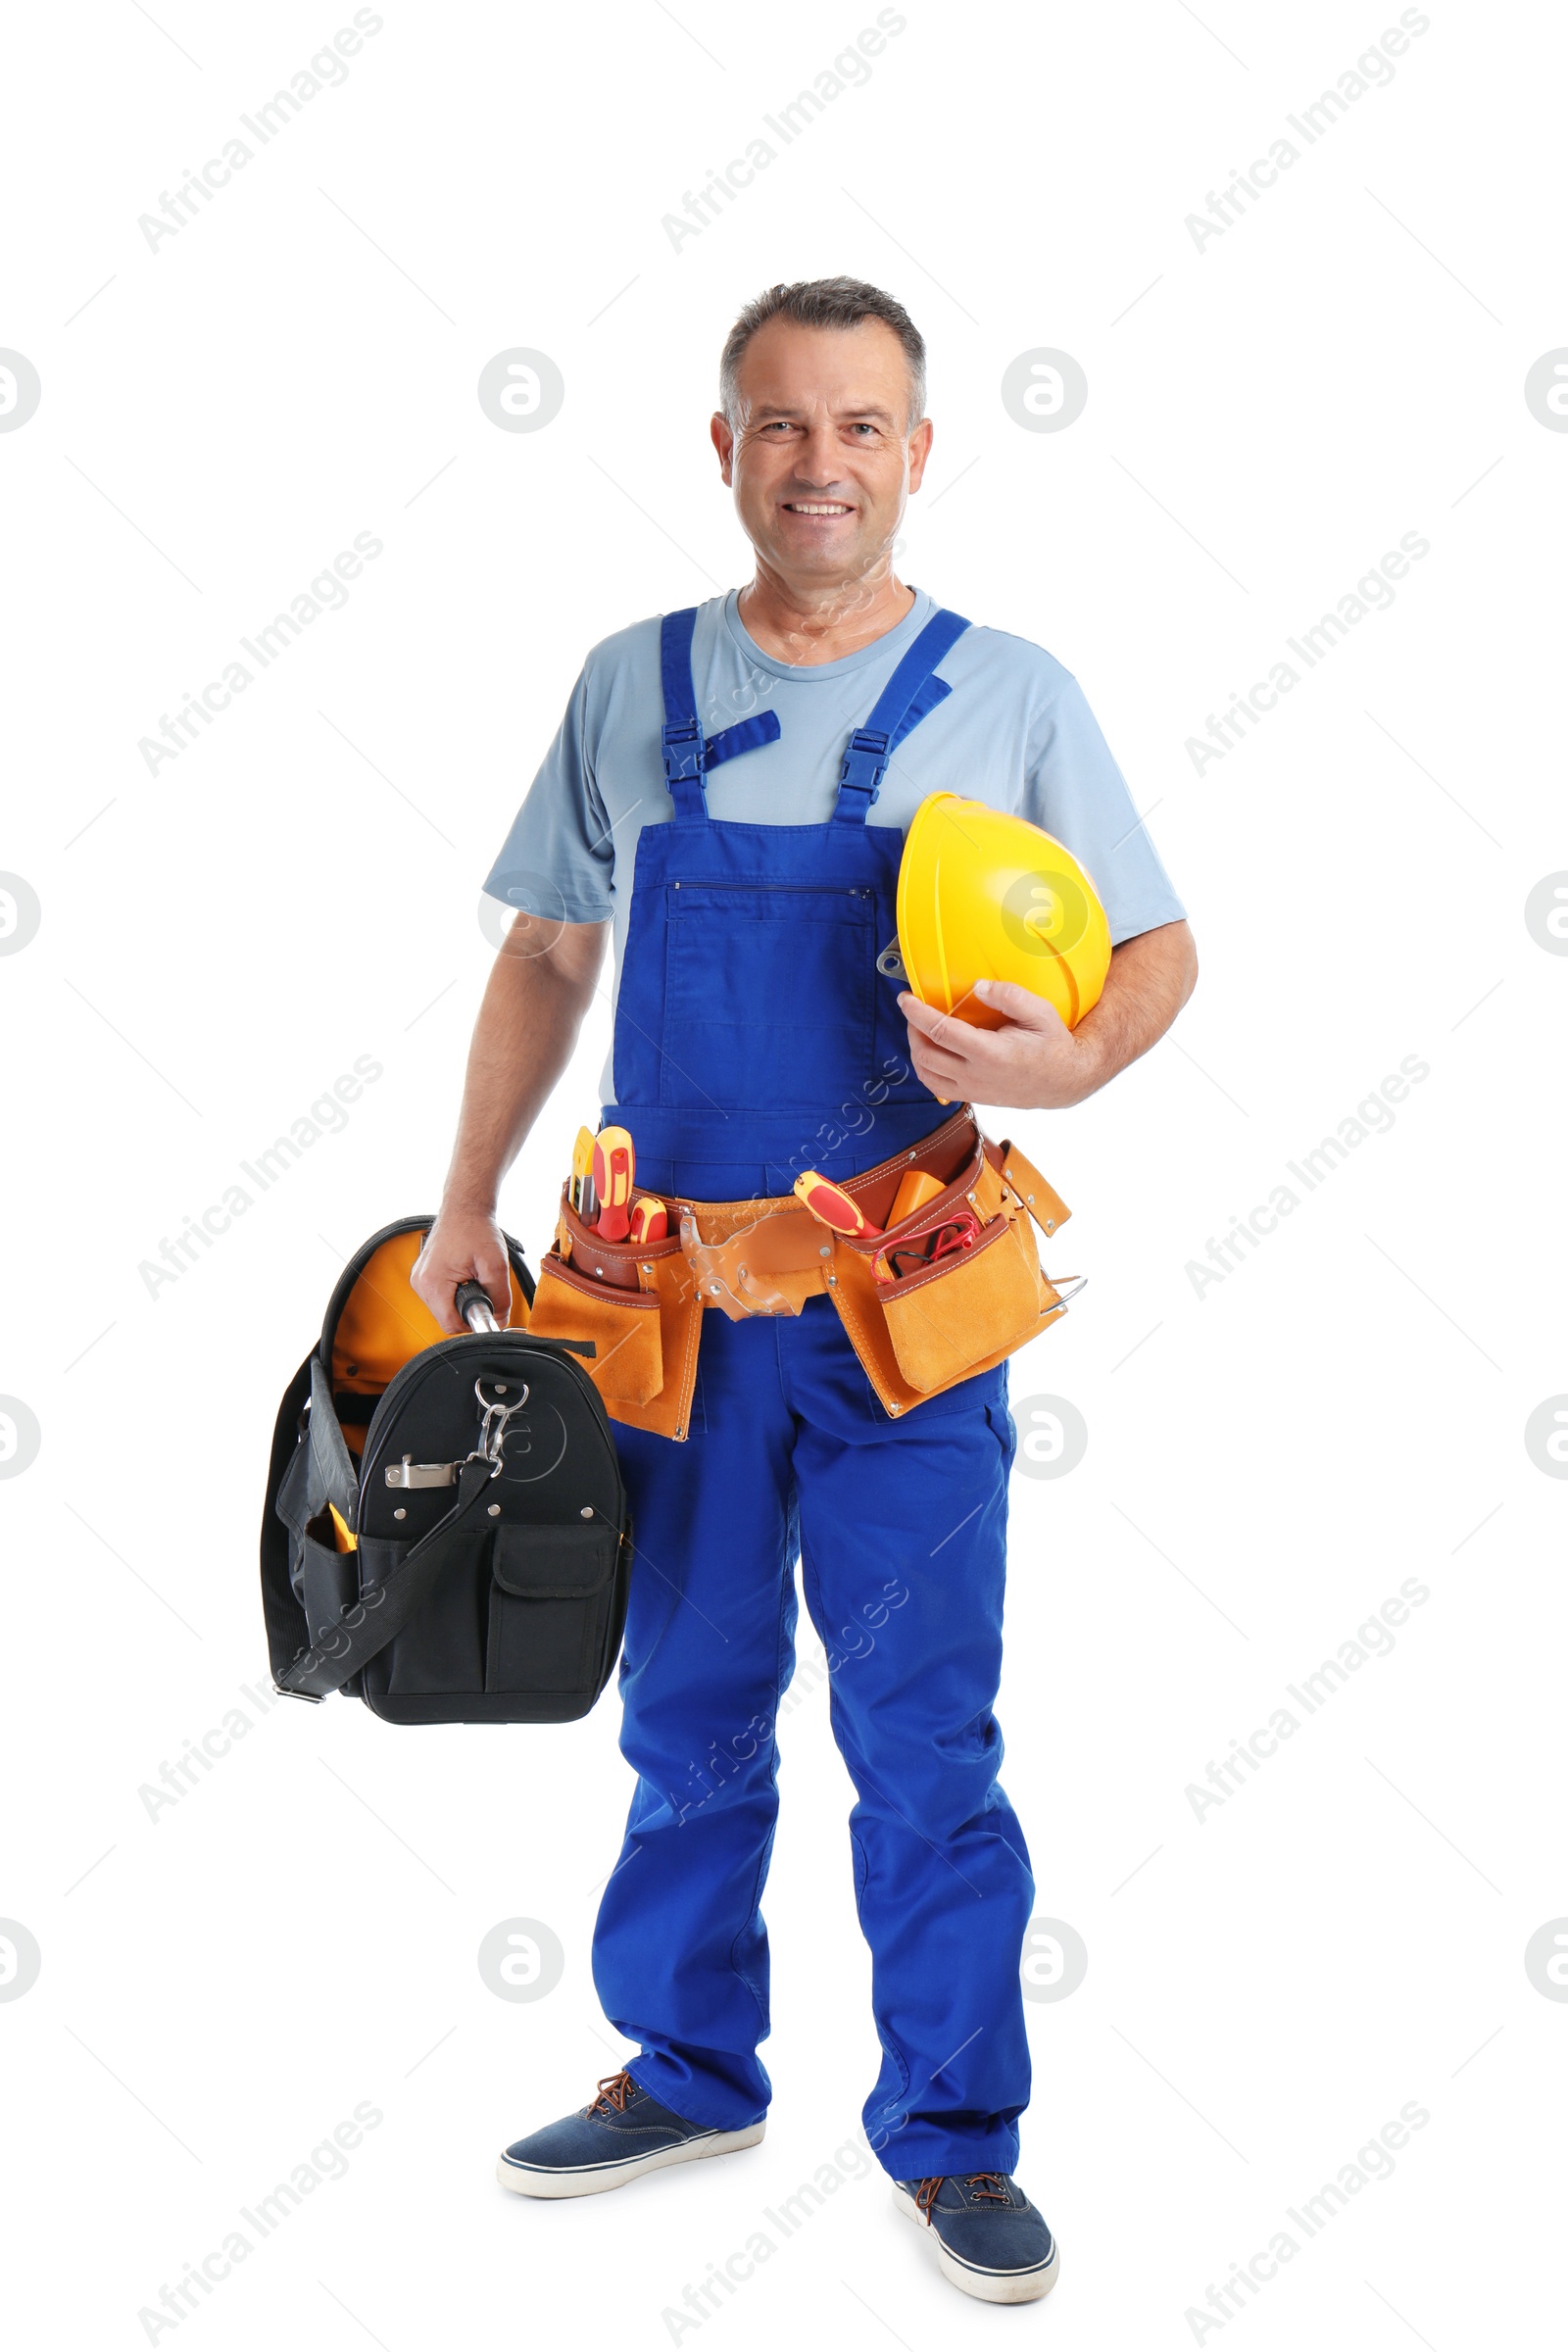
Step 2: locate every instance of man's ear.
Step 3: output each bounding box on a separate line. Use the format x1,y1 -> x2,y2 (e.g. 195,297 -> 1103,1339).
711,411 -> 734,485
906,416 -> 934,494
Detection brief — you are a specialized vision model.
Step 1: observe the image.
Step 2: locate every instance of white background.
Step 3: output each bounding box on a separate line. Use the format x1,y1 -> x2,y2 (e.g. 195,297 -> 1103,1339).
3,1 -> 1565,2345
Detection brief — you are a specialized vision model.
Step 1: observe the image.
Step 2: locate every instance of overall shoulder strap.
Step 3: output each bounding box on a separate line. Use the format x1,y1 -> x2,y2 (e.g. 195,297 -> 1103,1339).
660,607 -> 781,819
833,607 -> 971,824
660,609 -> 707,820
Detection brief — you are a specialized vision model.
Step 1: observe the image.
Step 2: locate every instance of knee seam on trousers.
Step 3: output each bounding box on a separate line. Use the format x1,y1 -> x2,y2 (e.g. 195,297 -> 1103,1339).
850,1819 -> 914,2153
723,1551 -> 795,2037
804,1531 -> 917,2137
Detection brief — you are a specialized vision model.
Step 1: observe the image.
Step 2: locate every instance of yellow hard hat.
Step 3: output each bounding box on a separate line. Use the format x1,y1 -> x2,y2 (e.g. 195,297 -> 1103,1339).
893,792 -> 1112,1030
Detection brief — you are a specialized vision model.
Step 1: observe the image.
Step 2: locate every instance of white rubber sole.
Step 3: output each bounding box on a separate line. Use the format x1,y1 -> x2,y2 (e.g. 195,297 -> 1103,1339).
892,2180 -> 1060,2304
496,2120 -> 765,2200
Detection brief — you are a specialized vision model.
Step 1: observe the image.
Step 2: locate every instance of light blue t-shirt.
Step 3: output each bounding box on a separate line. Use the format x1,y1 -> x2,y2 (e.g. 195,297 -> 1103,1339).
484,588 -> 1186,1101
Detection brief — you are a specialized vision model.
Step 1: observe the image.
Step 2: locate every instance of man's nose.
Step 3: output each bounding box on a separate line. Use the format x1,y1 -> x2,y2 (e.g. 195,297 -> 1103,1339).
791,423 -> 851,486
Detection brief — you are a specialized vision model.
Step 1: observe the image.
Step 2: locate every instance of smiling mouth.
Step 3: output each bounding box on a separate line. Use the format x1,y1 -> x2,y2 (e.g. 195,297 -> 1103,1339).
782,500 -> 854,515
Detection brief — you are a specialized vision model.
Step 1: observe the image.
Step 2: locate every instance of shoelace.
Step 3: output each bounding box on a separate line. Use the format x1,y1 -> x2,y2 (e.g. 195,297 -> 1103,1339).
584,2069 -> 638,2119
915,2171 -> 1009,2219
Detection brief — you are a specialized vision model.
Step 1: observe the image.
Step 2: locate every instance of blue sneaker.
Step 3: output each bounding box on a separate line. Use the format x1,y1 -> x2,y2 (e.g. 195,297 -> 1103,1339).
496,2070 -> 765,2199
893,2172 -> 1059,2303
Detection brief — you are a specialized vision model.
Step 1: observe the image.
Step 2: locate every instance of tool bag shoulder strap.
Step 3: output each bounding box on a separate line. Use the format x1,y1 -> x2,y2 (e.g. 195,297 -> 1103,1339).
268,1451 -> 501,1700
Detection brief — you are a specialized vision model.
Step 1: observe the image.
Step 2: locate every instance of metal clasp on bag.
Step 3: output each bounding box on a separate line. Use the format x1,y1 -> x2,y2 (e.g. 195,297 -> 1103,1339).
468,1374 -> 530,1476
383,1456 -> 460,1490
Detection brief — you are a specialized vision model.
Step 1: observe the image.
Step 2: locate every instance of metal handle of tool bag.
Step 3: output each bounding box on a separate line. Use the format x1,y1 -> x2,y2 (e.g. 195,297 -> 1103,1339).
455,1280 -> 501,1334
453,1281 -> 597,1362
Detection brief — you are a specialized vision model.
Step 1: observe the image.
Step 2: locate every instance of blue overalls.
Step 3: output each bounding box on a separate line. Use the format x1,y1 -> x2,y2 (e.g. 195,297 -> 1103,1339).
591,603 -> 1036,2179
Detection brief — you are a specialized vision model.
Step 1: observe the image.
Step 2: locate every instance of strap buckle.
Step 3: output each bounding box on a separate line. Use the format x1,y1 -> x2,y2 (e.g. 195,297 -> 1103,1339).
660,719 -> 704,784
678,1203 -> 829,1319
837,726 -> 892,814
840,725 -> 891,783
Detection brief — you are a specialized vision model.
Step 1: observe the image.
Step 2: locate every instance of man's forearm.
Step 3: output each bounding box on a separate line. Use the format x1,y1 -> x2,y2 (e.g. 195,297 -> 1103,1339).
1059,918 -> 1198,1103
900,917 -> 1198,1111
442,918 -> 608,1212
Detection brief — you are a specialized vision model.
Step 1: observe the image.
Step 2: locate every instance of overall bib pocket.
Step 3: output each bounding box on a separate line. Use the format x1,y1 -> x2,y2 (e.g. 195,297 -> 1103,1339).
660,882 -> 875,1109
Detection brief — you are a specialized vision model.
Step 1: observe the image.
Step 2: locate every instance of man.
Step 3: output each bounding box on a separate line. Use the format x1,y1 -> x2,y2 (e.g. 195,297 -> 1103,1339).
414,277 -> 1195,2305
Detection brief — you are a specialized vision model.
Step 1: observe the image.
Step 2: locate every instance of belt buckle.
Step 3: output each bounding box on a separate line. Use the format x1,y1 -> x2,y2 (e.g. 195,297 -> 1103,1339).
679,1203 -> 823,1318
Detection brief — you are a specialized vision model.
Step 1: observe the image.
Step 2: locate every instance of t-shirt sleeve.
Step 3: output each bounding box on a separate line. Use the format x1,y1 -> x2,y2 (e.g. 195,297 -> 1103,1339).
1020,673 -> 1187,947
481,666 -> 615,922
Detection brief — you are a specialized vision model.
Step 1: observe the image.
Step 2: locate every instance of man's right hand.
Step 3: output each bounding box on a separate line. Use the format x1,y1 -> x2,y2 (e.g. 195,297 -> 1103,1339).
412,1207 -> 514,1334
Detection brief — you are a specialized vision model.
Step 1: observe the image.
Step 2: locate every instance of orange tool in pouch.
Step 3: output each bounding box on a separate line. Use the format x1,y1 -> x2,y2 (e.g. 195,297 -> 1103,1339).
887,1167 -> 946,1226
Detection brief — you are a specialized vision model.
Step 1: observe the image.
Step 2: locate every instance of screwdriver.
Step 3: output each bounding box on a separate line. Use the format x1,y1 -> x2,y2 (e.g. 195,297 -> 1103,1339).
593,1125 -> 636,1242
628,1196 -> 667,1246
793,1170 -> 882,1238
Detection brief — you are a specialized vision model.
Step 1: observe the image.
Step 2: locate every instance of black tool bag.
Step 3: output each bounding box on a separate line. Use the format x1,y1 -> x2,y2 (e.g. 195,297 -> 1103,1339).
260,1217 -> 632,1725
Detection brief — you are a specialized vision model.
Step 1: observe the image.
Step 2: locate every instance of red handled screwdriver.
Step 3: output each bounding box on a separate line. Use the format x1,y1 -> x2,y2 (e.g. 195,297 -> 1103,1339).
628,1196 -> 667,1246
593,1126 -> 636,1242
792,1170 -> 881,1239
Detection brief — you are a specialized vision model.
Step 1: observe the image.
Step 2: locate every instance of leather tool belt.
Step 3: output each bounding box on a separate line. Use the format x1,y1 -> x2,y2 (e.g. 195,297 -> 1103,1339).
527,1105 -> 1078,1441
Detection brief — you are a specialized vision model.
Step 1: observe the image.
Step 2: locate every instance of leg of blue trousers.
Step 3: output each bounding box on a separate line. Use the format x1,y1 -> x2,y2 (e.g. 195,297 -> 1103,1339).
784,1301 -> 1035,2180
591,1311 -> 798,2132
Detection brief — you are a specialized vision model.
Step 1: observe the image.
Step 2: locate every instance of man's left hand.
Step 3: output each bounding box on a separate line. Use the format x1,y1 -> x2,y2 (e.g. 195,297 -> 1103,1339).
899,978 -> 1099,1110
899,921 -> 1200,1112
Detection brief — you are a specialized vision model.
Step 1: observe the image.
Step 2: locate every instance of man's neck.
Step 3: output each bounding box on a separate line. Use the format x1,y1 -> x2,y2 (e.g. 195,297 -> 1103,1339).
737,566 -> 915,667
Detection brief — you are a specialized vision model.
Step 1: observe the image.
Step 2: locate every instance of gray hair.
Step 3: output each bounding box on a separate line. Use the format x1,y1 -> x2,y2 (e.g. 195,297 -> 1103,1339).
718,276 -> 927,427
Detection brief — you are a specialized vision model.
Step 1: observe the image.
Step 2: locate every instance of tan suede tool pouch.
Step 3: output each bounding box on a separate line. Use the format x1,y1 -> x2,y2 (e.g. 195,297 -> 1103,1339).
526,1193 -> 702,1440
825,1118 -> 1075,1418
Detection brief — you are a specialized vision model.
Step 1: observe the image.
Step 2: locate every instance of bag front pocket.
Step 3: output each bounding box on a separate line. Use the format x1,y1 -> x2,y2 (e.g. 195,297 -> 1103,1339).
527,1253 -> 663,1405
298,1521 -> 360,1645
354,1530 -> 492,1697
877,1211 -> 1050,1394
486,1523 -> 621,1696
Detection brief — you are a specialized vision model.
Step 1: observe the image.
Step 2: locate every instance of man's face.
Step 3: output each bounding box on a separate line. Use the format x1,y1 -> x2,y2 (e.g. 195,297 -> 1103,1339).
712,317 -> 932,590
